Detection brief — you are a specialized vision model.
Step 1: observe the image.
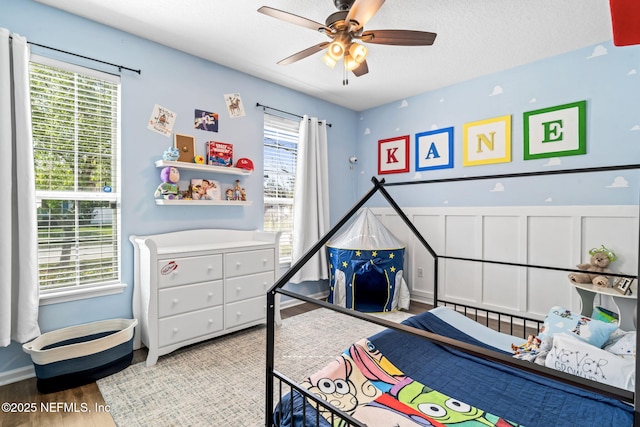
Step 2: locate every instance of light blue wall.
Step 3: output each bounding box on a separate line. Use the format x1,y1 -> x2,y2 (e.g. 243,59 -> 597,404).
0,0 -> 358,373
2,0 -> 639,376
354,41 -> 640,207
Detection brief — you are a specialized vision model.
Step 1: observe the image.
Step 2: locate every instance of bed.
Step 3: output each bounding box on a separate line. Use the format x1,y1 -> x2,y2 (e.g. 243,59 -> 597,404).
265,165 -> 640,427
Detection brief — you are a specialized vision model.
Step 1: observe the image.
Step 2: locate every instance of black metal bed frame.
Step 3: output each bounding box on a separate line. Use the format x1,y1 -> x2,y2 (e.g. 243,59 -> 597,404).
265,164 -> 640,427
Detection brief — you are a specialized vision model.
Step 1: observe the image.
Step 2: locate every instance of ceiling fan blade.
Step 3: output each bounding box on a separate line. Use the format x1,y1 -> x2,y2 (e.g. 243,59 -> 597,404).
352,60 -> 369,77
277,42 -> 330,65
360,29 -> 437,46
345,0 -> 385,31
258,6 -> 326,32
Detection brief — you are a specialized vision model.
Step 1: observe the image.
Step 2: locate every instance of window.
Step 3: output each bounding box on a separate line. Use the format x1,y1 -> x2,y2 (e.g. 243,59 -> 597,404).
30,55 -> 122,303
263,114 -> 300,264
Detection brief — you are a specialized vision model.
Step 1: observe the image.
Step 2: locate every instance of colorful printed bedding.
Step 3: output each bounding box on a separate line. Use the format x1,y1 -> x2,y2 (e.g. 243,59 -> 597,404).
300,338 -> 520,426
274,310 -> 633,427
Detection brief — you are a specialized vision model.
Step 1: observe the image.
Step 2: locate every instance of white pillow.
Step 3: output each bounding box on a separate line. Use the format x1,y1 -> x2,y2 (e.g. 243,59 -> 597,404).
604,331 -> 636,357
546,332 -> 635,391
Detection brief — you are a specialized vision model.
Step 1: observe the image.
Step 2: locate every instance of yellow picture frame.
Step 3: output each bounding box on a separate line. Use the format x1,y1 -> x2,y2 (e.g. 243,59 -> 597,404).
462,115 -> 511,166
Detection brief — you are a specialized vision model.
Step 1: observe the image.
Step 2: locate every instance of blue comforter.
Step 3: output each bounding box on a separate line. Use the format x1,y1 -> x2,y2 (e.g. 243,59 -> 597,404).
274,311 -> 633,427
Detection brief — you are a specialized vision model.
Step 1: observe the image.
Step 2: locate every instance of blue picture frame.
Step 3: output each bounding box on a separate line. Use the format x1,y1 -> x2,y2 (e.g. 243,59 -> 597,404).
415,127 -> 454,171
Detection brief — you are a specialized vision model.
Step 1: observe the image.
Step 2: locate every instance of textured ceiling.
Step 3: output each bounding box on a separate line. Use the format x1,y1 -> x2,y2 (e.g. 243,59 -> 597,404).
34,0 -> 614,111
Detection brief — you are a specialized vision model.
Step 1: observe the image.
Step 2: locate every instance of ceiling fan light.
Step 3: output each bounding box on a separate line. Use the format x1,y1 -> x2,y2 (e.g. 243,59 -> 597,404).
327,40 -> 345,60
344,54 -> 359,71
349,43 -> 368,63
322,52 -> 337,68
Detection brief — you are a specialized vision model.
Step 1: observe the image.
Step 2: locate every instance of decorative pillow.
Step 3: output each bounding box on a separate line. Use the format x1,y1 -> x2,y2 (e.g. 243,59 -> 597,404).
538,306 -> 618,348
546,332 -> 635,391
604,331 -> 636,357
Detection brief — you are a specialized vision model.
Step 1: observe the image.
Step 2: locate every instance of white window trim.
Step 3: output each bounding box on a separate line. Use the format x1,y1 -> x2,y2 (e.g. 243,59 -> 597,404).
31,55 -> 124,303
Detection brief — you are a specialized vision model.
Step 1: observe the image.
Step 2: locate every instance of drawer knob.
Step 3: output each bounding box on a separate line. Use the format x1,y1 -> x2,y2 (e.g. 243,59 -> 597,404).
263,258 -> 267,265
208,319 -> 214,324
172,298 -> 179,305
236,287 -> 242,293
237,311 -> 242,317
207,292 -> 214,298
207,265 -> 213,271
236,262 -> 241,268
172,327 -> 179,333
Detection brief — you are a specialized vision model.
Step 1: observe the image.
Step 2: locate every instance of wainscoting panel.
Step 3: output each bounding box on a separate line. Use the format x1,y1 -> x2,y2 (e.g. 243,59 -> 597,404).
371,206 -> 638,321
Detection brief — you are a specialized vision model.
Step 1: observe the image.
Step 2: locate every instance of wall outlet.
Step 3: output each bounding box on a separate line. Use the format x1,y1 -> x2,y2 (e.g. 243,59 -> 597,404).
417,267 -> 424,278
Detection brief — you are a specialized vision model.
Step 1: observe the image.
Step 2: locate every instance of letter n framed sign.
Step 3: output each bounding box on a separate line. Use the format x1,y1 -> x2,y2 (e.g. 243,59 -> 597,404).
523,100 -> 586,160
462,115 -> 512,166
415,127 -> 454,171
378,135 -> 409,175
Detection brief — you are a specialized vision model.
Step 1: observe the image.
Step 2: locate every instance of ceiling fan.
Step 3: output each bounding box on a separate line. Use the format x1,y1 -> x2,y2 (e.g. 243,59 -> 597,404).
258,0 -> 437,84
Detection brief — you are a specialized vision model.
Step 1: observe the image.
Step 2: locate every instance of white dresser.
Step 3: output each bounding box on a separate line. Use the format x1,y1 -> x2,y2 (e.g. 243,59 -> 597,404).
130,229 -> 281,366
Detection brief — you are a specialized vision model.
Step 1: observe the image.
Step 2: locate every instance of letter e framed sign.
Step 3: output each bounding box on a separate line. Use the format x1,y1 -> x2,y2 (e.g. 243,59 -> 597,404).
378,135 -> 410,175
523,100 -> 586,160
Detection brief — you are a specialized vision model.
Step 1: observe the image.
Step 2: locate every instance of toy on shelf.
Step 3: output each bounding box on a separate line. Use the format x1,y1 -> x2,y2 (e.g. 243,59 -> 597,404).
568,244 -> 617,287
154,166 -> 181,199
225,188 -> 234,201
235,158 -> 254,171
194,155 -> 205,164
162,146 -> 180,161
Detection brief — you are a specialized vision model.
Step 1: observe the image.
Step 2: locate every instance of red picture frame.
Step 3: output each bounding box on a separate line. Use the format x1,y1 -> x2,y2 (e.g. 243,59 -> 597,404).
378,135 -> 410,175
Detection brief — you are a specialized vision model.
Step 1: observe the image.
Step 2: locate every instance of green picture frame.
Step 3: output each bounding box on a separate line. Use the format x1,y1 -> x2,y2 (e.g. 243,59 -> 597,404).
523,100 -> 586,160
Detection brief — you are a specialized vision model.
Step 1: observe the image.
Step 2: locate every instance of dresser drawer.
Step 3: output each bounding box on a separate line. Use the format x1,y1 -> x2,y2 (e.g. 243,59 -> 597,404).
225,296 -> 266,329
225,249 -> 274,278
159,281 -> 223,317
158,306 -> 223,347
225,271 -> 274,303
157,254 -> 223,288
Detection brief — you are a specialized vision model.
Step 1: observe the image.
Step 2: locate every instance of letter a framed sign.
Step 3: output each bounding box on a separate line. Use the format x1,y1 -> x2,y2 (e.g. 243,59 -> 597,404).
415,127 -> 454,171
378,135 -> 410,175
463,115 -> 511,166
523,100 -> 586,160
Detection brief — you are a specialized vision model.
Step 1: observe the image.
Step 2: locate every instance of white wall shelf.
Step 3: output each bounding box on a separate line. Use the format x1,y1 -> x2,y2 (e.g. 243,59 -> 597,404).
155,199 -> 252,206
155,159 -> 251,176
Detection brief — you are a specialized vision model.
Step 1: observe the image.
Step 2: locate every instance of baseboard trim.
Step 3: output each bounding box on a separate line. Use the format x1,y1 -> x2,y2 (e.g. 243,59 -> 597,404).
279,291 -> 329,310
0,365 -> 35,386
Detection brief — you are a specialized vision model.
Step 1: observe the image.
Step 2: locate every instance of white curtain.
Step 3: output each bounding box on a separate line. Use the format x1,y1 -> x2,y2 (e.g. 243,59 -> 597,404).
0,29 -> 40,347
290,116 -> 330,283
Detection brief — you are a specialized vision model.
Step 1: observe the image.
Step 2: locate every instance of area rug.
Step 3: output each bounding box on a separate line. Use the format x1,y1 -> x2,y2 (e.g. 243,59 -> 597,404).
97,308 -> 413,427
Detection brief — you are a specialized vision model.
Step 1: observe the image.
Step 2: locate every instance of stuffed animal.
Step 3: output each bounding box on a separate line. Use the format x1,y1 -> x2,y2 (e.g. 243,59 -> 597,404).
154,166 -> 180,199
162,146 -> 180,161
568,245 -> 616,287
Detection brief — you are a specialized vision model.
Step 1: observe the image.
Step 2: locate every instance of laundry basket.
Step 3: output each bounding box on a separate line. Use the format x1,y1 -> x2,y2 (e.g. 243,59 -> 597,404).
22,318 -> 137,393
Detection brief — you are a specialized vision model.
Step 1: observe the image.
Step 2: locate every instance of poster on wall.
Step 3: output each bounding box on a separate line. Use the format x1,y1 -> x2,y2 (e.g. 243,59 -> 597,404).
378,135 -> 409,175
463,115 -> 511,166
415,127 -> 454,171
523,100 -> 586,160
224,93 -> 246,118
194,109 -> 219,132
147,104 -> 176,137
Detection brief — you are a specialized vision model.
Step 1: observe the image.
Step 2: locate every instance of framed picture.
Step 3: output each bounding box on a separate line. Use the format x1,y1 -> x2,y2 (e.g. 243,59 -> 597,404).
614,276 -> 634,295
174,133 -> 196,162
462,115 -> 511,166
415,127 -> 454,171
523,100 -> 586,160
378,135 -> 409,175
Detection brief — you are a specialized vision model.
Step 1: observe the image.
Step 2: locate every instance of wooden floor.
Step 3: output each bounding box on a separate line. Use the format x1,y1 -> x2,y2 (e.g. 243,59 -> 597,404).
0,301 -> 430,427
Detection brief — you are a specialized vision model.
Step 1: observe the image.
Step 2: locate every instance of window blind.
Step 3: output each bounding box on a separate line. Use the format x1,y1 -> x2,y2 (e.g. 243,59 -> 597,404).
263,113 -> 300,262
30,56 -> 121,293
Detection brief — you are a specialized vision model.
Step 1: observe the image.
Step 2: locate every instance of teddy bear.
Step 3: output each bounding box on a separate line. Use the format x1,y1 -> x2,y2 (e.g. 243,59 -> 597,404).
568,245 -> 616,287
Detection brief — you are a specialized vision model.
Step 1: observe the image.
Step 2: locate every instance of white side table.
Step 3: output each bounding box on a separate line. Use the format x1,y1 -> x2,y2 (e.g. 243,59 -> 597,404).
570,281 -> 637,331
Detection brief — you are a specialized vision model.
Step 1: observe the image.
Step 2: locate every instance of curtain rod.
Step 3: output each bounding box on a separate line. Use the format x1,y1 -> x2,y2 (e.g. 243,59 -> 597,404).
256,102 -> 332,127
10,36 -> 141,75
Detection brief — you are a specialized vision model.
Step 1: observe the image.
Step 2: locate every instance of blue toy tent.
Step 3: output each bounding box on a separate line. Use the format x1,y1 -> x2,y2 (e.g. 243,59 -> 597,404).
326,208 -> 409,312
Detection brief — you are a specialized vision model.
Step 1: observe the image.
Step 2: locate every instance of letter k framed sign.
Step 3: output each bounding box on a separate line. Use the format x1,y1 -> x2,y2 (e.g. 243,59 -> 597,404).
523,100 -> 587,160
378,135 -> 410,175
